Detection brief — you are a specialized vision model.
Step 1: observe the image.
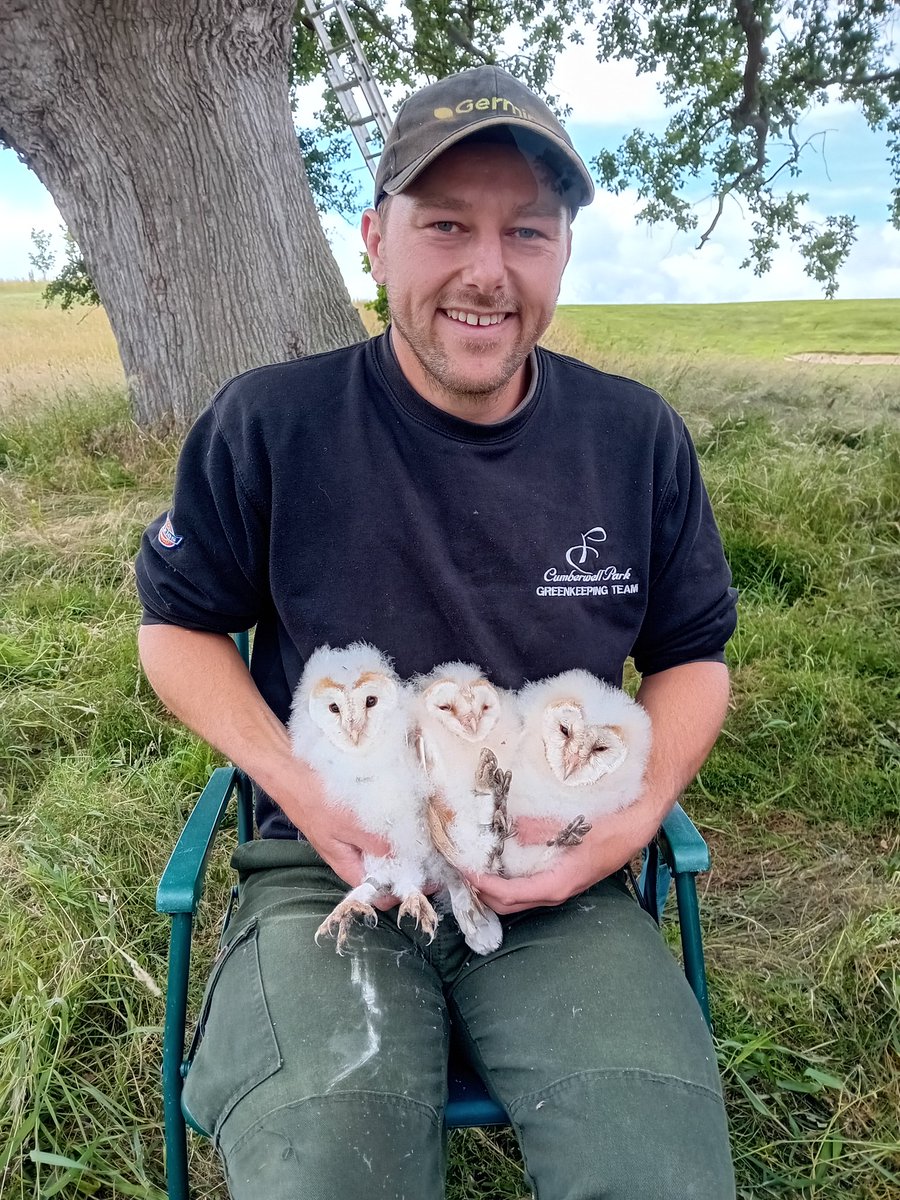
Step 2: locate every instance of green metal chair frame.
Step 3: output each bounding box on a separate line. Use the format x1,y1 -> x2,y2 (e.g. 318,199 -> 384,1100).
155,631 -> 713,1200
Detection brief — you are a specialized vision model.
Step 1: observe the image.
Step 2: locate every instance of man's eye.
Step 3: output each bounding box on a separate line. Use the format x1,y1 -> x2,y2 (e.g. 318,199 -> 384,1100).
434,221 -> 457,233
514,228 -> 541,239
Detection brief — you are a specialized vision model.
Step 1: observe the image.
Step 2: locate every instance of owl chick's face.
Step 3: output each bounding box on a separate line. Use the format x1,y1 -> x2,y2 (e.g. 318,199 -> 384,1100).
309,671 -> 399,753
541,701 -> 628,786
423,676 -> 501,743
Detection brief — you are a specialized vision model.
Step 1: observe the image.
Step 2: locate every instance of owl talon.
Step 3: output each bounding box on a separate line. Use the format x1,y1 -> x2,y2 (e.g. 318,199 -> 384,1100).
484,763 -> 514,872
316,898 -> 379,951
475,748 -> 499,793
398,892 -> 439,941
547,815 -> 593,848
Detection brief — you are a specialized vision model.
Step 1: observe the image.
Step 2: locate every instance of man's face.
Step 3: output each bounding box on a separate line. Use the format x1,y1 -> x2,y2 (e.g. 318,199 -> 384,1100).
362,141 -> 572,416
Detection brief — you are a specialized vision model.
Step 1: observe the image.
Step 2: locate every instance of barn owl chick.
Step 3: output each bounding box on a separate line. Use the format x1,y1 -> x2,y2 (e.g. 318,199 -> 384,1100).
289,642 -> 438,952
415,662 -> 520,954
500,669 -> 652,878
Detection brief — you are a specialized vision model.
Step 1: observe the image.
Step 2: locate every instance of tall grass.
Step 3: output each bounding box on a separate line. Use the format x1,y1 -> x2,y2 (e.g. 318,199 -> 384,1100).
2,304 -> 899,1196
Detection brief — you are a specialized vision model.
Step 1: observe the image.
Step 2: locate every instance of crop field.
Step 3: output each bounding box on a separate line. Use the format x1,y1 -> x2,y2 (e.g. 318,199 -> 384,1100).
1,282 -> 899,1198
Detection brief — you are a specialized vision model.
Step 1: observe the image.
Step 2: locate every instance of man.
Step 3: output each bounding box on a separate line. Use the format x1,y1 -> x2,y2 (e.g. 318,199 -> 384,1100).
137,66 -> 737,1199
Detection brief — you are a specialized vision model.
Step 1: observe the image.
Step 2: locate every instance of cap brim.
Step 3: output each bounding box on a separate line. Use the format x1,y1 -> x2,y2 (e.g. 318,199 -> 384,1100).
381,116 -> 595,208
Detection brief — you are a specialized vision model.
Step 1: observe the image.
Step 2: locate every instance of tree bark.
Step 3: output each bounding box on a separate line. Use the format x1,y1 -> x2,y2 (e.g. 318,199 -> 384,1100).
0,0 -> 367,425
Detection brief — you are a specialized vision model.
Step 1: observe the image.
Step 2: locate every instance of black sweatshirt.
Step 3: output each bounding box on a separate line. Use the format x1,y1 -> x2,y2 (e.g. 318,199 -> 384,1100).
136,332 -> 737,838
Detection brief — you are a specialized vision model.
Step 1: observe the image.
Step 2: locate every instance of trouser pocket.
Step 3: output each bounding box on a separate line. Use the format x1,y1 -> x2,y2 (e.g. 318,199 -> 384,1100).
181,918 -> 282,1142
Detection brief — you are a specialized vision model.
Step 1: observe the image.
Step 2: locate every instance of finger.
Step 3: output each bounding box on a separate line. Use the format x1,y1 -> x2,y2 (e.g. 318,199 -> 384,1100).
372,891 -> 400,913
489,898 -> 551,915
468,870 -> 567,912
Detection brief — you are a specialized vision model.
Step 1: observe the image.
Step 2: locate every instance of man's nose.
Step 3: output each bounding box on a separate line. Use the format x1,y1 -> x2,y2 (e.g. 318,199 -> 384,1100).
460,232 -> 508,295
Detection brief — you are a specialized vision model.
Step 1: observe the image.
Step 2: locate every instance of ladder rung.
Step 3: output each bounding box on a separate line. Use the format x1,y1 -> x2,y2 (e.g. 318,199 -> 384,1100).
302,0 -> 392,178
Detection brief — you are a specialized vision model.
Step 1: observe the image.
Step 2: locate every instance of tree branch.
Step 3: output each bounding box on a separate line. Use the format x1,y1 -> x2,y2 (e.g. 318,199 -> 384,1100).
697,0 -> 773,250
793,67 -> 900,90
447,23 -> 493,62
349,0 -> 417,60
732,0 -> 766,124
697,191 -> 728,249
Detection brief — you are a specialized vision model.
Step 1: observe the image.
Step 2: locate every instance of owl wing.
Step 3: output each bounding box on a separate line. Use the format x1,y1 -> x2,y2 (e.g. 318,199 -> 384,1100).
426,792 -> 460,867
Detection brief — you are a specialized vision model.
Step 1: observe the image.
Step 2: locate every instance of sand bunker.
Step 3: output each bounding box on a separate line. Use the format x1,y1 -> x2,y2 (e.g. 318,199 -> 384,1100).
786,353 -> 900,365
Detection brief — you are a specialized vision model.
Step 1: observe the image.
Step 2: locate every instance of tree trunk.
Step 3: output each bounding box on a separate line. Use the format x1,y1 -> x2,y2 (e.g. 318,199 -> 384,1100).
0,0 -> 367,425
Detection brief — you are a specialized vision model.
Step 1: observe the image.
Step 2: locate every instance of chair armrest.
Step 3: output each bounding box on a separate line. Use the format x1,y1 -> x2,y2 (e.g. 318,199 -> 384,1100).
658,802 -> 710,875
156,766 -> 239,915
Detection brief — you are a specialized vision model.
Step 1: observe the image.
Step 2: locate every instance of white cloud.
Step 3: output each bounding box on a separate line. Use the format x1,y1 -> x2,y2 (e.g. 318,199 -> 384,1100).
560,188 -> 900,304
550,36 -> 664,127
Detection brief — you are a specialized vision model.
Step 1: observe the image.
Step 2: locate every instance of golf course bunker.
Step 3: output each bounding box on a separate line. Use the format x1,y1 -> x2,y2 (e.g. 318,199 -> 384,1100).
786,352 -> 900,365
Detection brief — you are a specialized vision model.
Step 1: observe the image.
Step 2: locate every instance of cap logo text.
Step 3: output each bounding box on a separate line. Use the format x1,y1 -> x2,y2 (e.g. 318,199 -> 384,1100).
433,96 -> 533,121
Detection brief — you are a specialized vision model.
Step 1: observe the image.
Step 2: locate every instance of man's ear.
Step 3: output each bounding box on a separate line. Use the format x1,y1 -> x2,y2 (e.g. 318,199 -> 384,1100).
361,207 -> 386,284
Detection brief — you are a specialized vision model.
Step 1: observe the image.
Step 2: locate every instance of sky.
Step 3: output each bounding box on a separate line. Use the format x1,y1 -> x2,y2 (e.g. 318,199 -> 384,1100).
2,35 -> 898,305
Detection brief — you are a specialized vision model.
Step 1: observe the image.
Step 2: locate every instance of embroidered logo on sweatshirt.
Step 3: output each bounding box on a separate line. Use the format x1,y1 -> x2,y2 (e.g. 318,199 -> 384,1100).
537,525 -> 638,598
158,514 -> 183,548
565,526 -> 607,571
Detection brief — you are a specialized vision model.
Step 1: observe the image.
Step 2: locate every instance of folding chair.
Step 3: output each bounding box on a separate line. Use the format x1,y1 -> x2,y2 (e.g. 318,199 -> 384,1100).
155,631 -> 713,1200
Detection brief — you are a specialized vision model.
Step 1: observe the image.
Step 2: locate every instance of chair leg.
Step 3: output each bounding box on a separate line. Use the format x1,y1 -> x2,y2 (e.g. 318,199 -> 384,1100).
673,872 -> 712,1031
162,913 -> 193,1200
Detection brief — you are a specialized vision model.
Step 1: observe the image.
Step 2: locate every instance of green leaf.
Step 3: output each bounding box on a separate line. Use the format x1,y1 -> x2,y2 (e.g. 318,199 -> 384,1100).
776,1076 -> 823,1094
29,1149 -> 88,1169
803,1067 -> 846,1090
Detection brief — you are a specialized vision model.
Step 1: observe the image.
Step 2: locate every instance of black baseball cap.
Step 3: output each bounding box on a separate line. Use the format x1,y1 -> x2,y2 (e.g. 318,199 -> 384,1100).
374,66 -> 595,212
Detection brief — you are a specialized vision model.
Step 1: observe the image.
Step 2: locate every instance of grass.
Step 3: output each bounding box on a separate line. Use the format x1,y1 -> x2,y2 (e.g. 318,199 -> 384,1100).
556,299 -> 900,361
2,290 -> 899,1198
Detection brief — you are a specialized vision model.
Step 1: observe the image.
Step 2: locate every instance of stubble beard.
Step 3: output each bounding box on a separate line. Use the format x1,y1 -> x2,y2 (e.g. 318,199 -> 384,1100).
389,290 -> 538,412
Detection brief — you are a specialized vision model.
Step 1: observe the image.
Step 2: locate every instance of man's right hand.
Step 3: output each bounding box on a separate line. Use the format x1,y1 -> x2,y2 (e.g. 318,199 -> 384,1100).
261,753 -> 397,910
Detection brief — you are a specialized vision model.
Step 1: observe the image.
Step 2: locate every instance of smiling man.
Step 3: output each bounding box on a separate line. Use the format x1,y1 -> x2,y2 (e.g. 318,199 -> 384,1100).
137,66 -> 737,1200
364,134 -> 574,420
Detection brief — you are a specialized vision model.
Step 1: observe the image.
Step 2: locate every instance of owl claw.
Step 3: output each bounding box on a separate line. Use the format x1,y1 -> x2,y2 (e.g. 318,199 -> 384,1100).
475,748 -> 499,793
397,892 -> 439,942
483,761 -> 514,873
316,898 -> 379,952
547,815 -> 593,848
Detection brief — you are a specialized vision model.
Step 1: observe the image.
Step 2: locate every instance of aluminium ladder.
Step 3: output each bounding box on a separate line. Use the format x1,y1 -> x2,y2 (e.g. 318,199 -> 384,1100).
301,0 -> 393,180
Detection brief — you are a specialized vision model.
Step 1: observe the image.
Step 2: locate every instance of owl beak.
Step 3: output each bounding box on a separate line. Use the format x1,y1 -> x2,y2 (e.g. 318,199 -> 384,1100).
562,747 -> 581,778
461,713 -> 479,735
348,724 -> 362,744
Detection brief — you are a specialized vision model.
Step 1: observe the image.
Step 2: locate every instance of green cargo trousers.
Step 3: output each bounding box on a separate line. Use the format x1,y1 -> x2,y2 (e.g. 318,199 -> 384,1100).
182,840 -> 735,1199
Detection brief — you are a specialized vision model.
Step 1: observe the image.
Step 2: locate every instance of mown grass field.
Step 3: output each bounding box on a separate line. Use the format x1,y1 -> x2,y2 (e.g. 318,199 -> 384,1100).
557,299 -> 900,361
2,283 -> 899,1198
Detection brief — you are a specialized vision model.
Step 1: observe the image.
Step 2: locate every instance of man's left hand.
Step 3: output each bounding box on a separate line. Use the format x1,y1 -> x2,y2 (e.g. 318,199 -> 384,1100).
464,806 -> 658,914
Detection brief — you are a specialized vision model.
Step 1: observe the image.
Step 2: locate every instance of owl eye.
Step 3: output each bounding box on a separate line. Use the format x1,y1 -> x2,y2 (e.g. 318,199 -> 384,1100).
481,703 -> 489,712
438,703 -> 453,711
559,724 -> 570,737
593,743 -> 609,754
328,702 -> 340,714
365,695 -> 378,708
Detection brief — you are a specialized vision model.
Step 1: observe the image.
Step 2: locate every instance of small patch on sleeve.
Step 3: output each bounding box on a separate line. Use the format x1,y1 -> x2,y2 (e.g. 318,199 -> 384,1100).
157,513 -> 184,548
